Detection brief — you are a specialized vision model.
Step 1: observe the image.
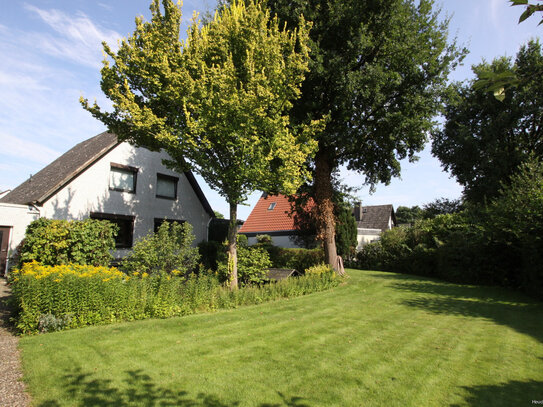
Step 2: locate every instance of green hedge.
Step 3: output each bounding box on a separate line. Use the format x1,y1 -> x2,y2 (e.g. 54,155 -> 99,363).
18,218 -> 117,267
257,245 -> 324,274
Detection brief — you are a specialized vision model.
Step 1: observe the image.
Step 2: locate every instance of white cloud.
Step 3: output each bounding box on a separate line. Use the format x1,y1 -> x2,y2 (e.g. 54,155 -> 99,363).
0,70 -> 50,91
0,133 -> 61,165
23,4 -> 121,68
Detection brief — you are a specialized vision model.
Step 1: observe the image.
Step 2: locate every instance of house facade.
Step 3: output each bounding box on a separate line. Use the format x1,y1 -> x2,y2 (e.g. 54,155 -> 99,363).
239,193 -> 306,248
239,194 -> 396,252
352,203 -> 396,250
0,132 -> 214,275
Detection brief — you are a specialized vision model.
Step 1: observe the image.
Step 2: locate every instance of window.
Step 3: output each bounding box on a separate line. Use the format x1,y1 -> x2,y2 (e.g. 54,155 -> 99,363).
156,173 -> 178,200
268,202 -> 276,210
90,213 -> 135,248
109,163 -> 138,193
154,218 -> 185,233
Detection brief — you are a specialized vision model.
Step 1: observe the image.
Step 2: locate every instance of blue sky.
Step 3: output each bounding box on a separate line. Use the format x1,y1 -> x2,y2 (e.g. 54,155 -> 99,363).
0,1 -> 540,219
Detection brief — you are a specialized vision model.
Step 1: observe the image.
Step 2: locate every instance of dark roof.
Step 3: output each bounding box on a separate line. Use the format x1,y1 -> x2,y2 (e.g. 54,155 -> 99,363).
0,132 -> 119,205
0,132 -> 214,217
355,205 -> 396,232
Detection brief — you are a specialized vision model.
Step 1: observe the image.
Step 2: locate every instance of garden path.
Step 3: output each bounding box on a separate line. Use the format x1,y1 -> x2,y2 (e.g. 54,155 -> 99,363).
0,278 -> 30,407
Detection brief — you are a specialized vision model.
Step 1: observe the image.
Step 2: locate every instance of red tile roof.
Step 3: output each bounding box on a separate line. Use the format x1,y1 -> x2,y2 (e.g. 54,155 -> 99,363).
240,194 -> 312,233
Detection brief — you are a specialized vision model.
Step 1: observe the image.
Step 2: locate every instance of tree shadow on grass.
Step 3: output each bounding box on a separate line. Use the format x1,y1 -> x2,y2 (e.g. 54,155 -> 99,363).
37,368 -> 309,407
450,379 -> 543,406
368,272 -> 543,344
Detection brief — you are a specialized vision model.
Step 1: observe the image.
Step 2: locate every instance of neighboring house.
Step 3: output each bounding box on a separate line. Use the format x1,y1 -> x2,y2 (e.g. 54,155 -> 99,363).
239,193 -> 307,248
353,203 -> 396,250
240,194 -> 396,252
0,131 -> 214,275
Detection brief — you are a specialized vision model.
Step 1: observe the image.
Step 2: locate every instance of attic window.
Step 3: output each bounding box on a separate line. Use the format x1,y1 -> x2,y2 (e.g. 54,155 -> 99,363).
268,202 -> 276,210
109,163 -> 138,193
363,208 -> 367,213
156,173 -> 178,200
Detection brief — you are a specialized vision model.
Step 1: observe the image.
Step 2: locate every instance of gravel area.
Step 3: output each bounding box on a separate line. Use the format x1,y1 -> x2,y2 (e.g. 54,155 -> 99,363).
0,278 -> 30,407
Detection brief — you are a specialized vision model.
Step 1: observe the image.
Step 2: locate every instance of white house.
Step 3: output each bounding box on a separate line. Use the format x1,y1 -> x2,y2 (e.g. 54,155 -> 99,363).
352,203 -> 397,250
0,131 -> 214,275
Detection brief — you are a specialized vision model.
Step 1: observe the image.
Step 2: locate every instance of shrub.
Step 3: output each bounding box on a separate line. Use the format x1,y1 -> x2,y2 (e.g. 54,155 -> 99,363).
122,221 -> 200,276
305,263 -> 334,276
217,246 -> 272,286
198,240 -> 224,271
18,218 -> 117,267
256,234 -> 272,244
10,261 -> 341,334
261,246 -> 324,274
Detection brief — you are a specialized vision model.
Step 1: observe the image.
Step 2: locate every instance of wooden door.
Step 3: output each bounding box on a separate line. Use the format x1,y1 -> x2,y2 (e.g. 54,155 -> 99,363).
0,227 -> 10,276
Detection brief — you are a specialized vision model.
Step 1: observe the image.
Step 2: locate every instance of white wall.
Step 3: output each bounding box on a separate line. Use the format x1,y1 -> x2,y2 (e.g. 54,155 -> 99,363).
40,143 -> 211,257
247,234 -> 303,249
356,228 -> 382,251
0,203 -> 40,271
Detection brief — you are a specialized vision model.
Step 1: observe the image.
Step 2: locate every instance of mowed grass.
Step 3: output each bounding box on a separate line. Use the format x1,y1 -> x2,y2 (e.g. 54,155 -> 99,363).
19,269 -> 543,407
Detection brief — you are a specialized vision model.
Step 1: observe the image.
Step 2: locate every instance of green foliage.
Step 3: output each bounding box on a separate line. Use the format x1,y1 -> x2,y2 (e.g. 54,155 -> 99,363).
356,160 -> 543,298
122,221 -> 199,276
484,157 -> 543,296
262,246 -> 324,275
208,218 -> 230,243
335,202 -> 357,258
217,246 -> 272,286
225,0 -> 465,268
255,234 -> 272,244
265,0 -> 463,185
304,263 -> 334,276
198,240 -> 224,271
510,0 -> 543,25
19,218 -> 116,267
10,261 -> 340,334
81,0 -> 321,287
432,40 -> 543,204
395,206 -> 423,225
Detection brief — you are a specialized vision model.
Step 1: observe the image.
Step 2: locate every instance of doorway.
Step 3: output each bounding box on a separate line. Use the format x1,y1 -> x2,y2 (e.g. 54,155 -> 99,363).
0,227 -> 11,276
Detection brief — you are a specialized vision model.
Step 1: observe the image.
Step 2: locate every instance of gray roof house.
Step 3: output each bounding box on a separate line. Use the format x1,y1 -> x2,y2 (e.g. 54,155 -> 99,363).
0,132 -> 214,275
352,203 -> 396,250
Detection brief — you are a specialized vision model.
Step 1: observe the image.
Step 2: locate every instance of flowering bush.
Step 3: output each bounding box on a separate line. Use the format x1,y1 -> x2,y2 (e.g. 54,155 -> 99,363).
10,261 -> 343,334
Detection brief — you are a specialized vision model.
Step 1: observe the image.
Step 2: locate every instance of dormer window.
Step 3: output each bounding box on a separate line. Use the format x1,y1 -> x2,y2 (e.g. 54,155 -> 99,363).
268,202 -> 276,210
109,163 -> 138,193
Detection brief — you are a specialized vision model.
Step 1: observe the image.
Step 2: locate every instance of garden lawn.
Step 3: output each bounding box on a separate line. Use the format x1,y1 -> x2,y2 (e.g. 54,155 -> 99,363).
19,269 -> 543,407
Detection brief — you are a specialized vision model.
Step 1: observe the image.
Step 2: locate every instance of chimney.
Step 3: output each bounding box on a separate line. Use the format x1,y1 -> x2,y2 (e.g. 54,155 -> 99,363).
353,202 -> 363,221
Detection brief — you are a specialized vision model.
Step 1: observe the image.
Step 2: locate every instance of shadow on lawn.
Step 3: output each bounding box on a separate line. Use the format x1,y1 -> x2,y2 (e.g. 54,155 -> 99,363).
451,379 -> 543,406
367,272 -> 543,344
36,368 -> 309,407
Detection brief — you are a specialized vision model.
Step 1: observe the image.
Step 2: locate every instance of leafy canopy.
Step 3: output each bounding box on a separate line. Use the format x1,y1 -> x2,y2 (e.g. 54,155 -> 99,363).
432,40 -> 543,204
81,0 -> 319,205
264,0 -> 464,185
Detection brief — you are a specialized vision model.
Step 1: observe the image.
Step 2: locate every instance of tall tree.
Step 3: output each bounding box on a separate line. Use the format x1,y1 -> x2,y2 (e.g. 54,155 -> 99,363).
81,0 -> 320,288
251,0 -> 463,269
432,40 -> 543,204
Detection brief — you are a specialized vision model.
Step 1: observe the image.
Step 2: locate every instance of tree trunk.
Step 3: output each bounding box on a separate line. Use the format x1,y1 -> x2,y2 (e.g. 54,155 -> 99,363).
314,147 -> 339,271
228,202 -> 238,290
